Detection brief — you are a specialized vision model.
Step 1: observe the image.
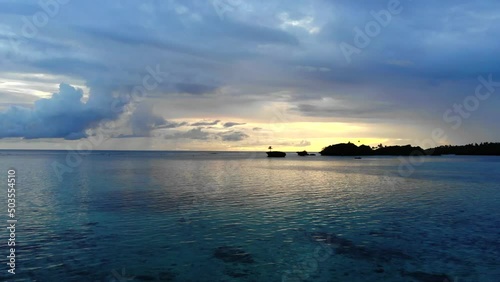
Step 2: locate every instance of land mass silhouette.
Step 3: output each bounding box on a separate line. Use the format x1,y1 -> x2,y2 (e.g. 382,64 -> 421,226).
319,142 -> 500,156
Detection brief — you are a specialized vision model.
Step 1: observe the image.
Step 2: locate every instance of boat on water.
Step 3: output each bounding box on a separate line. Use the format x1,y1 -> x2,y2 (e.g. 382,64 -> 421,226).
267,146 -> 286,158
297,150 -> 315,156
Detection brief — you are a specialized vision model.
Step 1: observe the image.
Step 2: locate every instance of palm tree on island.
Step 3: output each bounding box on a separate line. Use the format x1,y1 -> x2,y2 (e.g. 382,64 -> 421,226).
266,146 -> 286,158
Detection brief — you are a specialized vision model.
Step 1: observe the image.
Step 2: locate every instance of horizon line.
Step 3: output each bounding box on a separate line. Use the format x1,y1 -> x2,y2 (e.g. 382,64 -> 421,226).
1,141 -> 499,153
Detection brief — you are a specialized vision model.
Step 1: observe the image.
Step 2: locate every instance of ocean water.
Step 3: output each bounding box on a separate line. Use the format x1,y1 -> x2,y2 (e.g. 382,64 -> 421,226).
0,151 -> 499,281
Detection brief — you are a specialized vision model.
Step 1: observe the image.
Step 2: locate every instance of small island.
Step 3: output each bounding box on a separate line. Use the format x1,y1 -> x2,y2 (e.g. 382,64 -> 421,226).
320,142 -> 424,156
426,142 -> 500,156
297,150 -> 315,156
266,146 -> 286,158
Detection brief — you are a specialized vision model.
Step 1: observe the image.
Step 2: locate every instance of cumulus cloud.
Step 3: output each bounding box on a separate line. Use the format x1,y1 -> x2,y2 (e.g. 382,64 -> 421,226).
0,83 -> 125,139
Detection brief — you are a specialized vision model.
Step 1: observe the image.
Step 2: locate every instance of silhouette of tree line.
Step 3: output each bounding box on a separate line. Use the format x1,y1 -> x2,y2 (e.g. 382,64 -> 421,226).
425,142 -> 500,156
319,142 -> 500,156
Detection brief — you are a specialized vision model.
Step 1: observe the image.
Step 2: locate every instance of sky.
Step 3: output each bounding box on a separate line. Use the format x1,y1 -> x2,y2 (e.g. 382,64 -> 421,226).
0,0 -> 499,151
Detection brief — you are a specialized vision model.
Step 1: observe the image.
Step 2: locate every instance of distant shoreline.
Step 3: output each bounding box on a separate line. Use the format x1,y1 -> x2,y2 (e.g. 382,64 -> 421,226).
1,149 -> 500,157
319,142 -> 500,156
1,142 -> 500,156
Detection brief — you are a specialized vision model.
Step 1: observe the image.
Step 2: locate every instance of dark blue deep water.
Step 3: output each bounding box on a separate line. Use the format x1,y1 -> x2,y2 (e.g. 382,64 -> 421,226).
0,151 -> 499,281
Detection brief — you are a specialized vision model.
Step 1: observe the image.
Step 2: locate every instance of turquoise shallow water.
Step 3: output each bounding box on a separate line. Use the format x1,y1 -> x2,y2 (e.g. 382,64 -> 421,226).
0,151 -> 499,281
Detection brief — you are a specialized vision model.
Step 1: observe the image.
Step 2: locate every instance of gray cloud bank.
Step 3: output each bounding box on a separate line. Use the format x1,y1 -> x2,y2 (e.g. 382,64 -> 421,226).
0,0 -> 499,144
